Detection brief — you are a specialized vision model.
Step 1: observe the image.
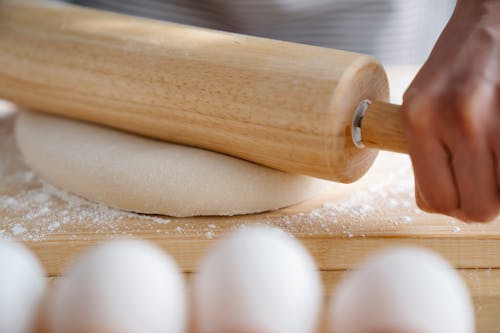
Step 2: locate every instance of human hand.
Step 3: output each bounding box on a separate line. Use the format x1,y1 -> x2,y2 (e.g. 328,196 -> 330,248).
402,0 -> 500,221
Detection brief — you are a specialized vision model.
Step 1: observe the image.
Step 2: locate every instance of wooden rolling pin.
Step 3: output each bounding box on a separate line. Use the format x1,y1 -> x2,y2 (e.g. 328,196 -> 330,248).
0,0 -> 406,183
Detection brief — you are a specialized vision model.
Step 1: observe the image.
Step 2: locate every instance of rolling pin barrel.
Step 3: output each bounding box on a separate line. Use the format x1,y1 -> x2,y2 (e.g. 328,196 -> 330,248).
0,0 -> 406,183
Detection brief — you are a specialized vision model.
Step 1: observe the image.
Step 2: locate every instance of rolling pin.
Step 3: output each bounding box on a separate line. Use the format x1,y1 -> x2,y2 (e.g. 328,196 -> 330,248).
0,0 -> 406,183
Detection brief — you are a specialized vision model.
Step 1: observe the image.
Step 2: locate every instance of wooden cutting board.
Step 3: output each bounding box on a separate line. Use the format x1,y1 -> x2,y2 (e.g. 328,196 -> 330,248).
1,68 -> 500,331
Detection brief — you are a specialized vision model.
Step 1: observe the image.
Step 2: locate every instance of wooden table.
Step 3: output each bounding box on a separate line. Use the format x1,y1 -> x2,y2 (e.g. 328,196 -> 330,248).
1,68 -> 500,332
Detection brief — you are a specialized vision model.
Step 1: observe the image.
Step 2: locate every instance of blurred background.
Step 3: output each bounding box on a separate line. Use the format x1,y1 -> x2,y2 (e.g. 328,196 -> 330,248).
69,0 -> 456,65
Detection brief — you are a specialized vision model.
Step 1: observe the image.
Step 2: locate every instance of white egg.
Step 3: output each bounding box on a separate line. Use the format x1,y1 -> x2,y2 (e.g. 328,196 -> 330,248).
329,247 -> 474,333
50,239 -> 187,333
194,226 -> 322,333
0,239 -> 46,333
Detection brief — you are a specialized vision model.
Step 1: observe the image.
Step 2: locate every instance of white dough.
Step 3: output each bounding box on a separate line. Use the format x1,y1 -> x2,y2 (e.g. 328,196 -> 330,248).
15,111 -> 330,217
194,226 -> 322,333
50,240 -> 187,333
0,239 -> 46,333
329,247 -> 475,333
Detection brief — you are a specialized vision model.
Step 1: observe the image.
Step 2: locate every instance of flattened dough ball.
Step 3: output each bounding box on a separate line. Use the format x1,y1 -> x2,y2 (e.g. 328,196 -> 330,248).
15,112 -> 329,217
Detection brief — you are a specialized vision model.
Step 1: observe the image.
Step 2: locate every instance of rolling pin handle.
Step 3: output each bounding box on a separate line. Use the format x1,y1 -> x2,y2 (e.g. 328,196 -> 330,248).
351,100 -> 408,154
351,99 -> 372,149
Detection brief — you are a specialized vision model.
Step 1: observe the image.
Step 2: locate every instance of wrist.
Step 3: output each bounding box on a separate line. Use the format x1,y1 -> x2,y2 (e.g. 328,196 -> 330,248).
482,1 -> 500,33
453,0 -> 500,35
457,0 -> 500,6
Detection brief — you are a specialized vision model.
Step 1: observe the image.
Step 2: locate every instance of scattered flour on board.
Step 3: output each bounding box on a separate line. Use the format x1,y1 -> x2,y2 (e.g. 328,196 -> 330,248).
0,174 -> 175,241
265,164 -> 424,237
1,109 -> 458,242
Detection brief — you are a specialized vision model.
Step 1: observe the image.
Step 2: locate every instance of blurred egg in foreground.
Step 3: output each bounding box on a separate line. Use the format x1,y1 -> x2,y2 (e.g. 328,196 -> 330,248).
50,239 -> 187,333
194,226 -> 322,333
329,247 -> 474,333
0,239 -> 46,333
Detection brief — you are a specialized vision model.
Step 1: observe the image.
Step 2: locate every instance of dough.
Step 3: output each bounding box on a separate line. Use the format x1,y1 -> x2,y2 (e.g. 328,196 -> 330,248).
15,112 -> 329,217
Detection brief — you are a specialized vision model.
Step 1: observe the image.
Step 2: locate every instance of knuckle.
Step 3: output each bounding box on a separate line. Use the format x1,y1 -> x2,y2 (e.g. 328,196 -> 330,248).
402,95 -> 439,134
444,89 -> 478,139
475,25 -> 497,47
445,84 -> 490,140
404,78 -> 496,145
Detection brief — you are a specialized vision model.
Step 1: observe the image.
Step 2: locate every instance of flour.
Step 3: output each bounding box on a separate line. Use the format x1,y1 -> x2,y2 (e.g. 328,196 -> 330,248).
10,224 -> 27,236
1,176 -> 175,241
267,161 -> 422,237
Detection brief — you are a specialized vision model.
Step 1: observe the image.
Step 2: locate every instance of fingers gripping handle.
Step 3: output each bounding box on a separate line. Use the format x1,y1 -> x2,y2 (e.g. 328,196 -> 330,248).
352,100 -> 408,154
